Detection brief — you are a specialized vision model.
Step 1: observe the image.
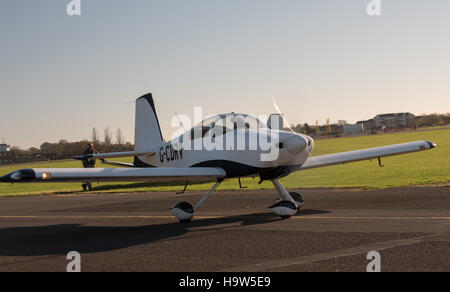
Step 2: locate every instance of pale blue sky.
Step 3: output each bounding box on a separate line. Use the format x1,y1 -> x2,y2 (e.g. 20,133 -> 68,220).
1,0 -> 449,148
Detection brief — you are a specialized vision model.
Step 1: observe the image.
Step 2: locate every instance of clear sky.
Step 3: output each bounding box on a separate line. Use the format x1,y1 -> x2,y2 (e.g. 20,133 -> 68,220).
1,0 -> 449,148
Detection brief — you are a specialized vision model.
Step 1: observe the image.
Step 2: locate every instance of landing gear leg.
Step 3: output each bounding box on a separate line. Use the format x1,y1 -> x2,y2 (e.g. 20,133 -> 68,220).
170,180 -> 222,223
268,179 -> 300,219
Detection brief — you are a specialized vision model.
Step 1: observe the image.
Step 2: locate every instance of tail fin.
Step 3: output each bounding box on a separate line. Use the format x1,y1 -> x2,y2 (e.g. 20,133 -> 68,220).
135,93 -> 164,152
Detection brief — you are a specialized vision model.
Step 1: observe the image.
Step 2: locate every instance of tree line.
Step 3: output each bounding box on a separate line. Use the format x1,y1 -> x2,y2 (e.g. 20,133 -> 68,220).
288,113 -> 450,136
416,113 -> 450,127
10,127 -> 133,161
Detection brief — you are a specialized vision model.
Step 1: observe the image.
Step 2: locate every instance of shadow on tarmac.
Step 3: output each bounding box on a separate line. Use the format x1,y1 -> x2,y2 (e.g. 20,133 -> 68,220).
0,210 -> 329,256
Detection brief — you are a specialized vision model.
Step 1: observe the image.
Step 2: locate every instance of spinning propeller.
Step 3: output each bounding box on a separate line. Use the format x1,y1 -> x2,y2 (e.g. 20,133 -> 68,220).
271,97 -> 318,162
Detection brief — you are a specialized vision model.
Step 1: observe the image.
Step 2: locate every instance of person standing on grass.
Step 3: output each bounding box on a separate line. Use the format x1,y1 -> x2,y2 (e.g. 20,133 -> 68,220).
81,142 -> 97,191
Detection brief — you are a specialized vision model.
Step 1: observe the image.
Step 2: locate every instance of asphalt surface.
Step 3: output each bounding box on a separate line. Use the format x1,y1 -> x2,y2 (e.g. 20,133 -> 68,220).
0,186 -> 449,272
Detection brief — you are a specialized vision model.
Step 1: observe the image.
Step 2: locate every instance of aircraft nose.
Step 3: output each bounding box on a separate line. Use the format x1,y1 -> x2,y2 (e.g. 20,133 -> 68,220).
286,135 -> 308,154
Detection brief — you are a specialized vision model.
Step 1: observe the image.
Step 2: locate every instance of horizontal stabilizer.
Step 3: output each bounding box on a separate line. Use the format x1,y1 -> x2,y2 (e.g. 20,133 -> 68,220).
101,160 -> 135,168
72,151 -> 155,161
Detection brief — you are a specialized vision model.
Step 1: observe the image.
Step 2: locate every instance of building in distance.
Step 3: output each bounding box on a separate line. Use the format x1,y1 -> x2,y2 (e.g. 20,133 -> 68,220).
0,144 -> 15,165
357,113 -> 416,134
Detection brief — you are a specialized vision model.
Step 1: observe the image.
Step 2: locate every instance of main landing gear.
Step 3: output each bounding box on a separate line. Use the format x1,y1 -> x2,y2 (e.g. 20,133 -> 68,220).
170,180 -> 222,223
268,179 -> 304,219
169,178 -> 303,222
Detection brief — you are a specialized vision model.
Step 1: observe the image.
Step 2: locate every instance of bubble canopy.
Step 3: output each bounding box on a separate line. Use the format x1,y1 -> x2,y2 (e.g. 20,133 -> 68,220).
190,113 -> 267,138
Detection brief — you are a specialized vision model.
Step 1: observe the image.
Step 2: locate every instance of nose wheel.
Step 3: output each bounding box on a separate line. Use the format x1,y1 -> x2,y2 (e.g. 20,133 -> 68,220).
289,192 -> 304,210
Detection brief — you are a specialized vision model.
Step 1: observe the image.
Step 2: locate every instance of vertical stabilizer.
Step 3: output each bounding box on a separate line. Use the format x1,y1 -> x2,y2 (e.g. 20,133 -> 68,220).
135,93 -> 164,152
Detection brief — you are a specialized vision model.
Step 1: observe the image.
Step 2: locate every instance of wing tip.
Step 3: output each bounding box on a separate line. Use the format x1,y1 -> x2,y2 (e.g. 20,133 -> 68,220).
425,141 -> 437,149
0,169 -> 36,183
0,173 -> 9,182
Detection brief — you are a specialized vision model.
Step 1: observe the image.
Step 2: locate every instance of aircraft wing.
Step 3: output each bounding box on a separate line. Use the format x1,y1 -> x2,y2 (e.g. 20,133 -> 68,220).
0,167 -> 226,183
299,140 -> 436,170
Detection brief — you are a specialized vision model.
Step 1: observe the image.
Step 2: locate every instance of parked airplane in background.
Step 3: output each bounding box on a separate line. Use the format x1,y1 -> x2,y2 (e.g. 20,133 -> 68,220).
0,93 -> 437,222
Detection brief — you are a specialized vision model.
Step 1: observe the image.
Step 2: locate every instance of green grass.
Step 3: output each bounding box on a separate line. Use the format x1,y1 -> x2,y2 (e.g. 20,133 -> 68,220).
1,129 -> 449,196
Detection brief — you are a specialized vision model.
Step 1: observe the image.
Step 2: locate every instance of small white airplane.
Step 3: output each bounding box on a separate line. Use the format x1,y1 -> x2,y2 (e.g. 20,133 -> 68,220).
1,93 -> 437,222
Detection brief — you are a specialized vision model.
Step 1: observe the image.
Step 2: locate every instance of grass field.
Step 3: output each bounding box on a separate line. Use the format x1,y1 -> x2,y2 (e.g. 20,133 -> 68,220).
1,128 -> 449,196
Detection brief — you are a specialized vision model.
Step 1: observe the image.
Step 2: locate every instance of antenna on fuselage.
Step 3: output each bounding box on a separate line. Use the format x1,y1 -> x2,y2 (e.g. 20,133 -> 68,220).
174,113 -> 186,131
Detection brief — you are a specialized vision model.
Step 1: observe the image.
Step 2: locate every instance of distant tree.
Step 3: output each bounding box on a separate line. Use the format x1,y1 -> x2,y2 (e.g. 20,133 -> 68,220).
443,113 -> 450,125
115,128 -> 124,145
10,146 -> 22,153
292,124 -> 303,134
29,147 -> 40,154
337,120 -> 348,126
91,128 -> 100,147
104,126 -> 112,151
417,114 -> 444,127
303,123 -> 312,134
40,142 -> 52,153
